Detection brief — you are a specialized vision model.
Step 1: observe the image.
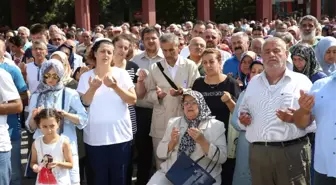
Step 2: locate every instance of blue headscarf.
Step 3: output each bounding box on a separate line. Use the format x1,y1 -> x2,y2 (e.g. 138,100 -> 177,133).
315,36 -> 336,76
35,59 -> 65,108
57,44 -> 75,70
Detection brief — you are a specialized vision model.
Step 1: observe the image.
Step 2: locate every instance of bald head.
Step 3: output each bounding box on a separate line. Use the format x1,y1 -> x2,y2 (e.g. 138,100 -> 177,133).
262,37 -> 287,52
189,37 -> 206,45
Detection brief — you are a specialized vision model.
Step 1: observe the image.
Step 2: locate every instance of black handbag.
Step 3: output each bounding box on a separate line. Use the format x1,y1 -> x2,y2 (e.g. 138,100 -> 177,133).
166,147 -> 220,185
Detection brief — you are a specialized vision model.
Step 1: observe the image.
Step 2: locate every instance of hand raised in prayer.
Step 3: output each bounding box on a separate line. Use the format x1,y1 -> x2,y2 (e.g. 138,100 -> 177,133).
103,75 -> 118,89
298,90 -> 314,113
170,127 -> 180,146
276,108 -> 295,123
169,88 -> 183,97
188,128 -> 206,144
239,112 -> 252,126
221,91 -> 232,103
88,75 -> 102,90
79,66 -> 90,76
32,107 -> 43,119
156,86 -> 167,99
137,69 -> 148,83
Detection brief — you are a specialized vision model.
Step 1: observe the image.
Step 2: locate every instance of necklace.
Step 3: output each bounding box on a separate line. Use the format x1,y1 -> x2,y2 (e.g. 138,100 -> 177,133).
208,83 -> 219,89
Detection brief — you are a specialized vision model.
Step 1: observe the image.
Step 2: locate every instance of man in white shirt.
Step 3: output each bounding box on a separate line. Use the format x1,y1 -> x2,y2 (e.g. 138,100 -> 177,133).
0,68 -> 23,185
146,33 -> 200,169
238,37 -> 313,185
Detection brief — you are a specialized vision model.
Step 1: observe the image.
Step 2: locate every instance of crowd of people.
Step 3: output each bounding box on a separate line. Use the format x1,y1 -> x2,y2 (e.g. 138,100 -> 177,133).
0,14 -> 336,185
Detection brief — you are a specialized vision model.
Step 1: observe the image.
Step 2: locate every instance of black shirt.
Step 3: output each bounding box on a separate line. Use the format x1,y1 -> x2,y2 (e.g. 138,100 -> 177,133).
192,76 -> 241,135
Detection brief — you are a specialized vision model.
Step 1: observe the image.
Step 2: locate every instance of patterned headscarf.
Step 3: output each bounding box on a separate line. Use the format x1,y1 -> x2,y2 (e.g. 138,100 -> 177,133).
291,44 -> 322,80
35,59 -> 64,107
315,36 -> 336,76
178,90 -> 214,155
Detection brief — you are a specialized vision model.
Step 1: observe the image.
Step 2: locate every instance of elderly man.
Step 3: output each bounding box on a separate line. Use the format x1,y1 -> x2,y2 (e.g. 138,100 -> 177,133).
0,69 -> 23,185
297,15 -> 320,48
188,37 -> 206,76
180,21 -> 206,58
293,71 -> 336,185
223,32 -> 249,79
146,33 -> 200,169
203,28 -> 231,64
76,31 -> 92,57
17,26 -> 31,51
251,38 -> 264,56
238,37 -> 313,185
51,32 -> 66,47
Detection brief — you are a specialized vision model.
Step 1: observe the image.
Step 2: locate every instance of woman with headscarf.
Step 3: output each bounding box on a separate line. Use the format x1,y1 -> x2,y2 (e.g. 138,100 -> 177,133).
147,90 -> 227,185
315,36 -> 336,76
57,44 -> 75,70
291,44 -> 327,83
238,51 -> 257,90
25,59 -> 88,185
231,59 -> 264,185
50,51 -> 78,89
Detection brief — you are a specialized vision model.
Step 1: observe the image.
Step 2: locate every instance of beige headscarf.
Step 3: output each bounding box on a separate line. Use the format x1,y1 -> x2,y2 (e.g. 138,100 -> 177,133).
50,51 -> 73,84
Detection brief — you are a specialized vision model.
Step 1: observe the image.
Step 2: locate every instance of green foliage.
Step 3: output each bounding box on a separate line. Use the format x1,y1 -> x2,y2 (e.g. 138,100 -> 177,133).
156,0 -> 196,24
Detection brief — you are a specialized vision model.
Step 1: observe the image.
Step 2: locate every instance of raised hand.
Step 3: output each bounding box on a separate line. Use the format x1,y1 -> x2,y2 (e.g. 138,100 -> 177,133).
137,69 -> 148,83
169,88 -> 183,97
156,86 -> 167,99
298,90 -> 314,113
170,127 -> 180,146
239,112 -> 252,126
221,91 -> 232,103
276,108 -> 296,123
32,107 -> 43,119
103,75 -> 118,89
188,128 -> 206,144
88,75 -> 102,90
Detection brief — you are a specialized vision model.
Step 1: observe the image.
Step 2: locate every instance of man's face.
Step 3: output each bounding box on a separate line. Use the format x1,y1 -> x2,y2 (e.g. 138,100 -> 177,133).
191,24 -> 206,38
252,40 -> 262,55
95,27 -> 102,33
186,23 -> 193,31
231,36 -> 248,56
31,33 -> 47,43
204,29 -> 219,48
51,34 -> 64,47
252,30 -> 263,39
189,38 -> 206,57
32,45 -> 47,62
261,41 -> 288,71
300,20 -> 316,41
161,42 -> 179,63
218,24 -> 230,37
18,30 -> 28,41
143,32 -> 159,52
82,32 -> 91,44
277,24 -> 288,32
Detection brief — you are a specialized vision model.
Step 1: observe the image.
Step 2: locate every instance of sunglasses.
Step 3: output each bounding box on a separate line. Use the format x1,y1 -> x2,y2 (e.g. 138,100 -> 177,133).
44,73 -> 60,80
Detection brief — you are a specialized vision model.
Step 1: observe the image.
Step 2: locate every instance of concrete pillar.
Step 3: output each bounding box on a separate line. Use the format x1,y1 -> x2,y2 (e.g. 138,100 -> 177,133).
11,0 -> 28,28
142,0 -> 156,26
256,0 -> 272,21
197,0 -> 211,21
311,0 -> 321,20
75,0 -> 91,31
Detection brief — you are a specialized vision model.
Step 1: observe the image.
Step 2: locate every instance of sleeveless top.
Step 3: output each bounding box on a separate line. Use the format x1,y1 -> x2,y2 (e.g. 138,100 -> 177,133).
35,135 -> 71,185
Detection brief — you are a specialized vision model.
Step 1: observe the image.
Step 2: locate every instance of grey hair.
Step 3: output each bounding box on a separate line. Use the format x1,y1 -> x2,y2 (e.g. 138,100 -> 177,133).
232,32 -> 249,42
262,37 -> 287,52
251,38 -> 265,47
17,26 -> 30,36
274,32 -> 294,45
299,15 -> 319,28
159,33 -> 179,46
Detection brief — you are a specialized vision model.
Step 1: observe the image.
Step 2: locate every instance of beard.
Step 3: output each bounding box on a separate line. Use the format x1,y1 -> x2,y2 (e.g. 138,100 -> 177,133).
301,30 -> 316,41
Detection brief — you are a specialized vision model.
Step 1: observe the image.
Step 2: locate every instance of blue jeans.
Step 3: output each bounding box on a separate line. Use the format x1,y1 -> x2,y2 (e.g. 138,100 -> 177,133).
0,151 -> 11,185
10,140 -> 21,185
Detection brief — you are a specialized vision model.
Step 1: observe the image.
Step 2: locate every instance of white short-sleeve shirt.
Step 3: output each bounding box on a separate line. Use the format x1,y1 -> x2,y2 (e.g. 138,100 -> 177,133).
0,68 -> 20,151
77,67 -> 135,146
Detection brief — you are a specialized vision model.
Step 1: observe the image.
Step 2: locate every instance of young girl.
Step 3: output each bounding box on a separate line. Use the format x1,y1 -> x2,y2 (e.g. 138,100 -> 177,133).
30,108 -> 73,185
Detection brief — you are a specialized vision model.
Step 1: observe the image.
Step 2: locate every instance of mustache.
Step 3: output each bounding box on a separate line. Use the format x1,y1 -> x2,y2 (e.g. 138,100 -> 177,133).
234,47 -> 242,51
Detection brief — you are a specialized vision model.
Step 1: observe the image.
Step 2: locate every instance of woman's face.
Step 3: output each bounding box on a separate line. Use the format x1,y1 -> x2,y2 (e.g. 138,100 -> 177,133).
94,43 -> 114,65
114,39 -> 130,59
324,46 -> 336,64
39,117 -> 59,137
44,67 -> 60,86
241,56 -> 253,75
202,53 -> 222,76
250,64 -> 264,79
292,55 -> 306,71
183,95 -> 199,120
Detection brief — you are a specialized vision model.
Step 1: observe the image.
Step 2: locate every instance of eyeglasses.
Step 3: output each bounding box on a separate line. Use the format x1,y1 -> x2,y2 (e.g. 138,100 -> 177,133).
52,38 -> 62,42
44,73 -> 60,80
182,100 -> 198,107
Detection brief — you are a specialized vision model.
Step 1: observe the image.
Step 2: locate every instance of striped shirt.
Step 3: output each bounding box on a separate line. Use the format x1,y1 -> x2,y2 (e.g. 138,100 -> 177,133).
238,69 -> 314,142
126,61 -> 139,135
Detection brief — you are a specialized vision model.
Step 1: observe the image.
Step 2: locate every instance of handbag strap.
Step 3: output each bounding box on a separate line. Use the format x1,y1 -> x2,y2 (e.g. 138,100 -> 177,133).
207,147 -> 220,173
156,62 -> 178,90
59,88 -> 66,134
